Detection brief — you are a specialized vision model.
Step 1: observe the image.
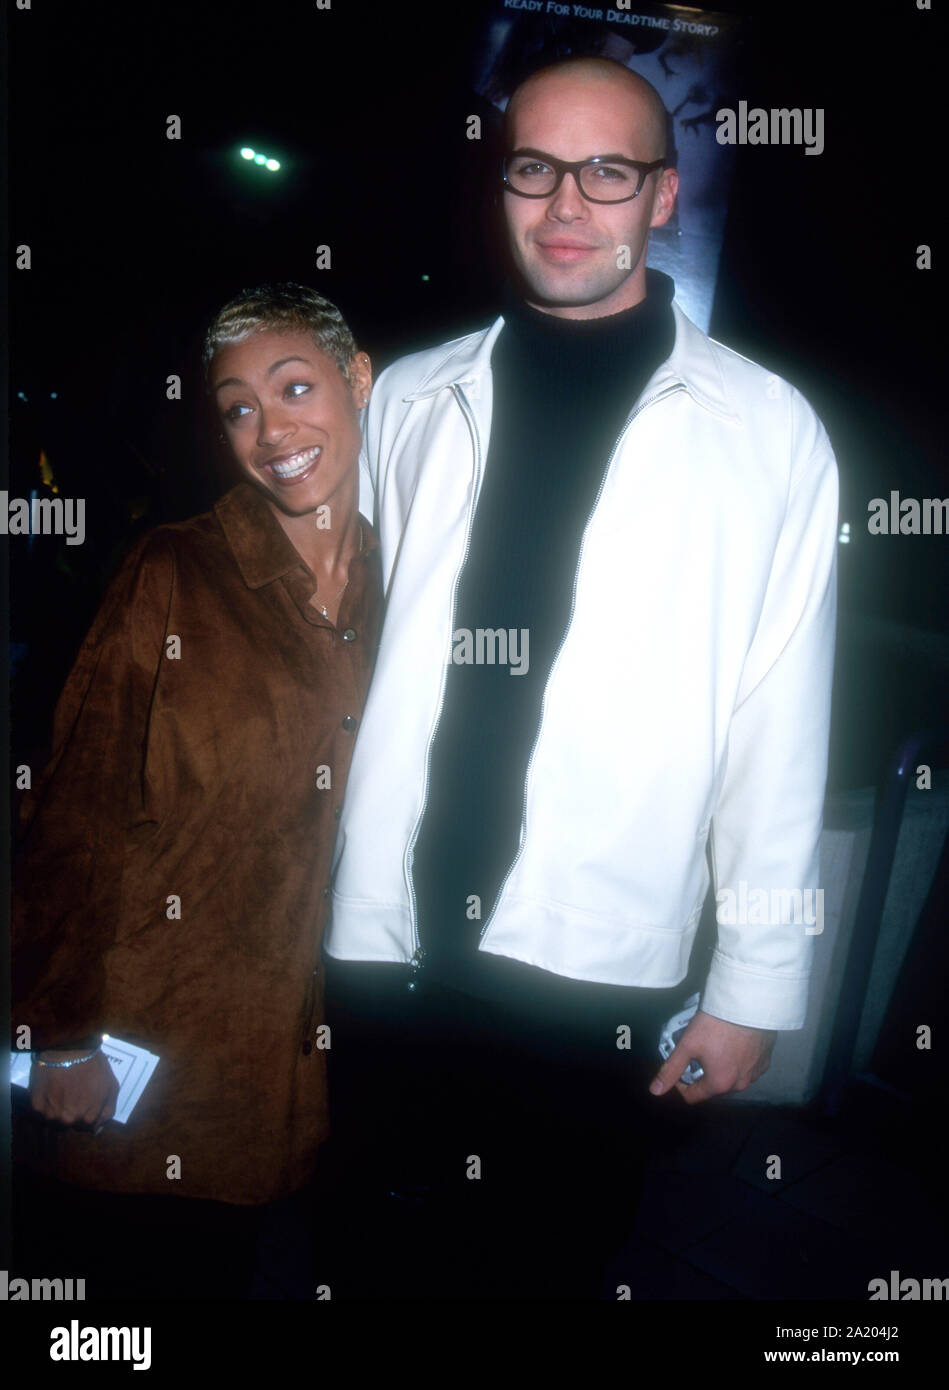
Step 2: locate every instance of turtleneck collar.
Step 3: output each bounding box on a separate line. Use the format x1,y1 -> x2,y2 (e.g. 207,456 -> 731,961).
500,268 -> 675,342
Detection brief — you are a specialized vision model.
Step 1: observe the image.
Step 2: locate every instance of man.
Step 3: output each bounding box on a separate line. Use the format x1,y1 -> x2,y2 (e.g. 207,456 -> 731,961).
322,57 -> 838,1300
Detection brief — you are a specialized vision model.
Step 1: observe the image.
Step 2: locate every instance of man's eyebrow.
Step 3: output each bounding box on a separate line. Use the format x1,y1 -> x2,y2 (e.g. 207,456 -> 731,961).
214,356 -> 314,392
510,146 -> 639,163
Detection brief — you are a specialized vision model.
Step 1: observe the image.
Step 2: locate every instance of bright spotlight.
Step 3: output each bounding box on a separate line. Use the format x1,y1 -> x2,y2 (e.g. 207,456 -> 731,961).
238,144 -> 282,174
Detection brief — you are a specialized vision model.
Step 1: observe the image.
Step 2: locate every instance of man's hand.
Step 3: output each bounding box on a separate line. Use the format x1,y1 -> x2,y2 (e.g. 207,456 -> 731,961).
30,1050 -> 119,1131
649,1009 -> 776,1106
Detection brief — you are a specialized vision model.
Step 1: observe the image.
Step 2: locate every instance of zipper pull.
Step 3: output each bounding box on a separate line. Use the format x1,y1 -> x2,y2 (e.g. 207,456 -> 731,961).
407,946 -> 426,992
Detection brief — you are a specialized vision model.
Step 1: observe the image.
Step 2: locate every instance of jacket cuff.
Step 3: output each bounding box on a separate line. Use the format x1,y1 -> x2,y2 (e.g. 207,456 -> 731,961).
700,949 -> 809,1031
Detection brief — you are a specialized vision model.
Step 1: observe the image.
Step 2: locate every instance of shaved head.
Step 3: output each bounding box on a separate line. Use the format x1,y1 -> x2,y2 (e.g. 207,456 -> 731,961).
500,54 -> 678,318
505,57 -> 670,164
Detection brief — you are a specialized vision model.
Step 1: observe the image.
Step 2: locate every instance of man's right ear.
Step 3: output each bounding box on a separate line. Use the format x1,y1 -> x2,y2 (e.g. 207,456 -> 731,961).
650,167 -> 679,230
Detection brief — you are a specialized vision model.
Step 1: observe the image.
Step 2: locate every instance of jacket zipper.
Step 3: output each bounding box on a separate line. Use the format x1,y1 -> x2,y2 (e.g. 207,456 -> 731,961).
404,381 -> 484,977
476,382 -> 687,944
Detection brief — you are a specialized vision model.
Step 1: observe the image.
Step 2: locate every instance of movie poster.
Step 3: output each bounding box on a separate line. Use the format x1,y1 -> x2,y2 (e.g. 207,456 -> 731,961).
472,1 -> 742,329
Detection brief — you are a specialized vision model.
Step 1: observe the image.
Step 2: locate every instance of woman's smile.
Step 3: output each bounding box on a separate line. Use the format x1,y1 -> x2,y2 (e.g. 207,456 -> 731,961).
263,444 -> 323,484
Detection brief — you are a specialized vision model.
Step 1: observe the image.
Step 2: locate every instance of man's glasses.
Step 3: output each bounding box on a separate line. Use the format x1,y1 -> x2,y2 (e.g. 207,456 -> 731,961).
502,149 -> 665,204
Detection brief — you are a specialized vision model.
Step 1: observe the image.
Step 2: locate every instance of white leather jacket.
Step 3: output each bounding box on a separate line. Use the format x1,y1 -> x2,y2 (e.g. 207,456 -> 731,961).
325,301 -> 838,1030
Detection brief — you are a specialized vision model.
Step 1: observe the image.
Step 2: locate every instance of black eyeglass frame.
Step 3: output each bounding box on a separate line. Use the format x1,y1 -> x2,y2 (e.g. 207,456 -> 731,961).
502,148 -> 666,204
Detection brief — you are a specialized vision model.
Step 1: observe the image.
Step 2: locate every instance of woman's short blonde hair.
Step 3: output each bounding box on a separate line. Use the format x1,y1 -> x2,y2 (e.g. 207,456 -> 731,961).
203,282 -> 358,382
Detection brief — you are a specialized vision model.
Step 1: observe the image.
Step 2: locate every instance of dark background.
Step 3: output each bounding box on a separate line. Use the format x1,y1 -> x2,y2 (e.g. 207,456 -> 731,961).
4,9 -> 947,883
5,0 -> 946,792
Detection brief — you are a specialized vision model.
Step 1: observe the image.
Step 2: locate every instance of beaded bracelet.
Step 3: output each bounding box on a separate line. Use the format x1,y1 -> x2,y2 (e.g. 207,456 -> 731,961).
34,1042 -> 102,1069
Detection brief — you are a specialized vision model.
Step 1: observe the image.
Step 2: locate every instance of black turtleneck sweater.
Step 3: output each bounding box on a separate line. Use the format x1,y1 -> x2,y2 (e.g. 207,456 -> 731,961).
411,270 -> 677,1003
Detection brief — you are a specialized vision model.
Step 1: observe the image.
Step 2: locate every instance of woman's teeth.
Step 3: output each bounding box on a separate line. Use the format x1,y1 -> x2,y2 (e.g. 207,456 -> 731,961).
270,446 -> 321,479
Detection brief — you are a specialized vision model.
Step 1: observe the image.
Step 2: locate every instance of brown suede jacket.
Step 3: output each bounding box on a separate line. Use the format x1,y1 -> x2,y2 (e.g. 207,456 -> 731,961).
11,482 -> 382,1205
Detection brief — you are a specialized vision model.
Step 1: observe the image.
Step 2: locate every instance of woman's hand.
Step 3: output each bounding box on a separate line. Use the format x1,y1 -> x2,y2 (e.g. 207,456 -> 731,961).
30,1049 -> 120,1131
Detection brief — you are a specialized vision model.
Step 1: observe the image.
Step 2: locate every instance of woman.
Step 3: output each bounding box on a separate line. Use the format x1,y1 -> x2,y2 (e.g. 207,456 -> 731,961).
11,283 -> 381,1298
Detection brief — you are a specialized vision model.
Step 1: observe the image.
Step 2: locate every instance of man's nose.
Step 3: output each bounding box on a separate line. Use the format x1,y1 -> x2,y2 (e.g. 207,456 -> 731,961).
546,171 -> 589,221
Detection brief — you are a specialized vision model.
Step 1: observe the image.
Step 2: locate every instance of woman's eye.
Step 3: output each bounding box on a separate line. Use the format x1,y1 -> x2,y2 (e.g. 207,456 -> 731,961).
286,382 -> 311,398
223,403 -> 252,422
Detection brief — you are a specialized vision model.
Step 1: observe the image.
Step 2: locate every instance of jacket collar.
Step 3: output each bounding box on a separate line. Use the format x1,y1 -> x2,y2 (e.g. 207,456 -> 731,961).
214,482 -> 378,591
403,298 -> 739,423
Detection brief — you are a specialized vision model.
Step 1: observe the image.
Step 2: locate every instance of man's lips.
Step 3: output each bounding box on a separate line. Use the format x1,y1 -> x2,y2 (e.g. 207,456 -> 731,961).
259,444 -> 322,485
535,240 -> 599,263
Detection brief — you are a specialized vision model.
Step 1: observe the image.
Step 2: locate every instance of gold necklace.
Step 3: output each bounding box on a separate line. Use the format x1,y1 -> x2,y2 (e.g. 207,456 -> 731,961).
314,525 -> 363,620
314,583 -> 348,621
